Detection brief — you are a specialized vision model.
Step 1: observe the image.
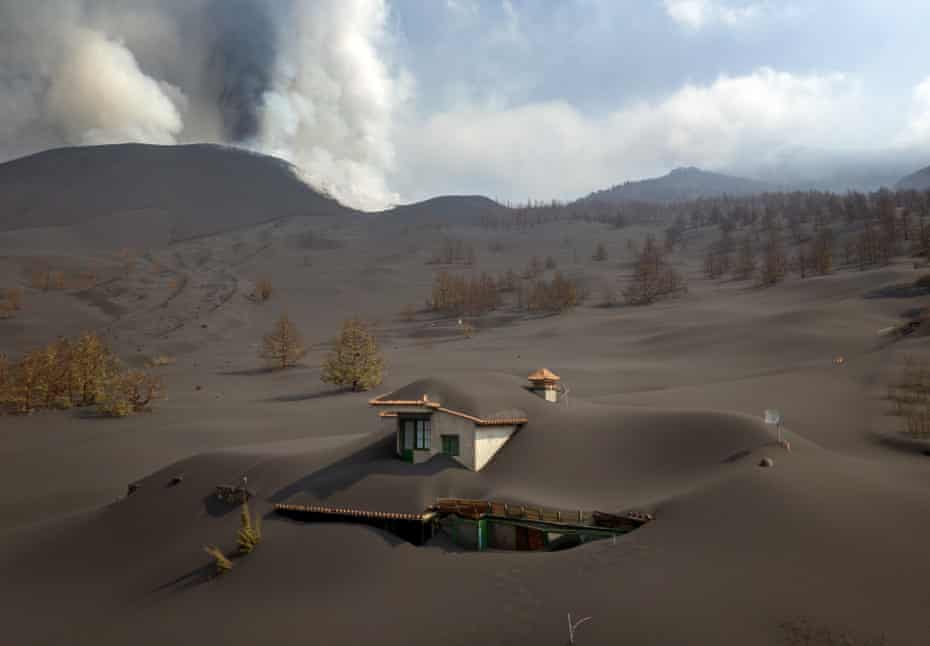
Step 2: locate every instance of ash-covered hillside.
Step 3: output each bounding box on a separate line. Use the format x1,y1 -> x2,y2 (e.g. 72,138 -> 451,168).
0,144 -> 357,241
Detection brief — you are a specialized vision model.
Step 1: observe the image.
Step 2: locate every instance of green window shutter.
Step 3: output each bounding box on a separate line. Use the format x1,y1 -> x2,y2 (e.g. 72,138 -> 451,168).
441,435 -> 460,456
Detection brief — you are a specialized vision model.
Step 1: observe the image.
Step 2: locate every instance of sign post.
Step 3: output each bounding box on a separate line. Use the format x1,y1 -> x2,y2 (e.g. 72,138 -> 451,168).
764,409 -> 783,446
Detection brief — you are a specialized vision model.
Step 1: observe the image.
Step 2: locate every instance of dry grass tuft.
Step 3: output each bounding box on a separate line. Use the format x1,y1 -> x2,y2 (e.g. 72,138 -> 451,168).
146,355 -> 177,368
203,545 -> 233,576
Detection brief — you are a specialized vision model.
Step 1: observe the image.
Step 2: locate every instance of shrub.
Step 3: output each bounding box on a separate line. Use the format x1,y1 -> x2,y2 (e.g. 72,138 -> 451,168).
145,355 -> 177,368
624,236 -> 685,305
399,304 -> 417,322
426,238 -> 475,265
429,271 -> 500,316
4,287 -> 23,310
260,313 -> 307,369
237,501 -> 262,554
321,318 -> 384,392
30,270 -> 51,291
97,394 -> 133,418
1,332 -> 164,417
522,272 -> 578,313
204,545 -> 233,576
255,278 -> 274,302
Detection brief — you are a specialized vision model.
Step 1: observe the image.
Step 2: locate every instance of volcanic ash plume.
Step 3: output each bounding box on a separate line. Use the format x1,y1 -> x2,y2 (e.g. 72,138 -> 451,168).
0,0 -> 405,210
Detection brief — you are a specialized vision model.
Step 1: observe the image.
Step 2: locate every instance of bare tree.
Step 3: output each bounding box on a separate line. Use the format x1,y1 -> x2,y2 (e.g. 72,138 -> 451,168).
759,232 -> 787,286
624,235 -> 683,305
812,228 -> 833,275
734,235 -> 756,280
260,313 -> 307,369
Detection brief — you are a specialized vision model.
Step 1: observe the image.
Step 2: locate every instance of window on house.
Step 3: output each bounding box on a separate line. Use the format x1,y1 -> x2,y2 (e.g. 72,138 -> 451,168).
441,434 -> 460,457
402,420 -> 414,450
414,418 -> 431,450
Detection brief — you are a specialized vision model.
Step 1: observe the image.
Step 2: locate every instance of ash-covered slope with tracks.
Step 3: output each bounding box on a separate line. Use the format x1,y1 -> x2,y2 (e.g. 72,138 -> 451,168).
0,144 -> 357,240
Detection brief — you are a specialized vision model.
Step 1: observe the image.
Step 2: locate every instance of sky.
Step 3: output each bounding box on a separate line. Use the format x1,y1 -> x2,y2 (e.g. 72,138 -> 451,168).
2,0 -> 930,210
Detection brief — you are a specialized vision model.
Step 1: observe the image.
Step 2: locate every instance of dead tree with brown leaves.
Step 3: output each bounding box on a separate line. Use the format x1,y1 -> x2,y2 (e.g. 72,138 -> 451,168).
260,313 -> 307,369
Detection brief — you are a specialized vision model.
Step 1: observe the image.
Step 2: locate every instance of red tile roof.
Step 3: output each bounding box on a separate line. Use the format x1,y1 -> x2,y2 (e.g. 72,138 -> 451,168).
369,393 -> 527,426
528,368 -> 560,382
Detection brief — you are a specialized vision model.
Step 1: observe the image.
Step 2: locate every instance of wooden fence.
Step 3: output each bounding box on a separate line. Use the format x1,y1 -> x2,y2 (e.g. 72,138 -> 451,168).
432,498 -> 653,528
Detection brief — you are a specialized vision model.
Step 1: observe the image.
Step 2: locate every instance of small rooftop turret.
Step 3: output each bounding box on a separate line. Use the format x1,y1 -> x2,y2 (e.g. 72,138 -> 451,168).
528,368 -> 561,402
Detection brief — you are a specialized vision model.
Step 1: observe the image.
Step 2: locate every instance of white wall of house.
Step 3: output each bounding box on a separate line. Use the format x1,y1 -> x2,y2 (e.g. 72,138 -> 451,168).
530,386 -> 558,402
376,405 -> 517,471
433,412 -> 476,470
475,426 -> 517,471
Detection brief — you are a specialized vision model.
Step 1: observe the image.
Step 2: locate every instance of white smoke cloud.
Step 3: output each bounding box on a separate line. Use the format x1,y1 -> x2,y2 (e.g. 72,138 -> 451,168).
394,68 -> 862,202
256,0 -> 409,210
0,0 -> 408,210
898,76 -> 930,147
46,27 -> 184,145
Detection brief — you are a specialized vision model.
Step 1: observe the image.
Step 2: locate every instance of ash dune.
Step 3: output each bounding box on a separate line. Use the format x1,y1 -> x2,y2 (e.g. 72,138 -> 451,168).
1,144 -> 930,646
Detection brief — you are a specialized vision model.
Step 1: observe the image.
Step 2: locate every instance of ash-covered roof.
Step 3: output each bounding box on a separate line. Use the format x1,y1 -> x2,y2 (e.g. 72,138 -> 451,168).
369,376 -> 529,425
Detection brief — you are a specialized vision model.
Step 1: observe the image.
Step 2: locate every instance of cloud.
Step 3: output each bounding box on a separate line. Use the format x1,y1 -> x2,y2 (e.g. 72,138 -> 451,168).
0,0 -> 409,211
256,0 -> 410,210
394,68 -> 862,201
662,0 -> 787,30
898,76 -> 930,147
46,28 -> 184,146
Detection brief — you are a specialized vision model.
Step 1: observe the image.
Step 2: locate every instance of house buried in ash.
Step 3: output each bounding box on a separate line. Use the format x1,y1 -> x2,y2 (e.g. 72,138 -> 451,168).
368,370 -> 565,470
274,373 -> 653,550
368,376 -> 532,471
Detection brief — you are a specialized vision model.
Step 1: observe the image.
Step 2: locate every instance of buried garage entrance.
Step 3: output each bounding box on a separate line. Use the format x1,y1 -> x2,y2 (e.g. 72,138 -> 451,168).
274,498 -> 652,552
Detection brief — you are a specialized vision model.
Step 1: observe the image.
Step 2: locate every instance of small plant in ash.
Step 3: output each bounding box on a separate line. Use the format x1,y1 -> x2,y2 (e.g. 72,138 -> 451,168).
255,278 -> 274,302
399,304 -> 417,322
459,320 -> 475,338
98,370 -> 165,417
203,545 -> 233,576
145,354 -> 176,368
237,500 -> 262,554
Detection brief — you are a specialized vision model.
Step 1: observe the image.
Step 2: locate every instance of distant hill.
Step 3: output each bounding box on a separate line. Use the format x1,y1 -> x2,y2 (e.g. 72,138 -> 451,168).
584,167 -> 773,204
896,165 -> 930,191
0,144 -> 356,241
377,195 -> 507,226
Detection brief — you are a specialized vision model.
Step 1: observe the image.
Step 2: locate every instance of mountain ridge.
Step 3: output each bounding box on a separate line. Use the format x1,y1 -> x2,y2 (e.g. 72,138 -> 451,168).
583,166 -> 774,204
896,164 -> 930,191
